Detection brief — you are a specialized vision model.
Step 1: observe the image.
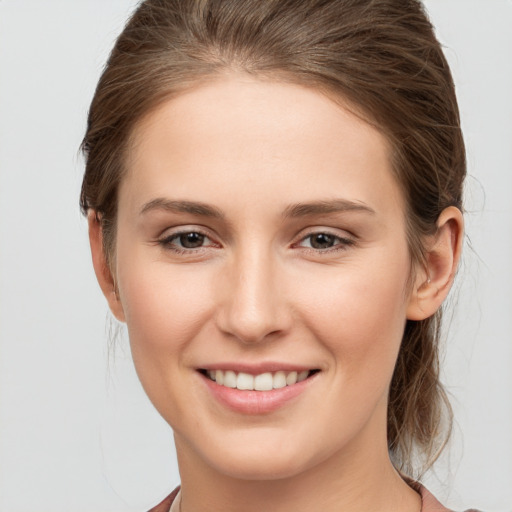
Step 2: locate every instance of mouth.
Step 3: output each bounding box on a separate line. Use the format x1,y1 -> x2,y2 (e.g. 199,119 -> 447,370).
199,369 -> 320,391
197,367 -> 321,414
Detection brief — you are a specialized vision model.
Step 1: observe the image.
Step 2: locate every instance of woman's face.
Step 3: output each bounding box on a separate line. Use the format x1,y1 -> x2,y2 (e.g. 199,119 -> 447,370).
112,76 -> 420,479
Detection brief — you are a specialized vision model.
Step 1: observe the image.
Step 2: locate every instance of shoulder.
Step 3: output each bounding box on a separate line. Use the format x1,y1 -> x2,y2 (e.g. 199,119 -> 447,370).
418,484 -> 482,512
146,484 -> 482,512
146,487 -> 180,512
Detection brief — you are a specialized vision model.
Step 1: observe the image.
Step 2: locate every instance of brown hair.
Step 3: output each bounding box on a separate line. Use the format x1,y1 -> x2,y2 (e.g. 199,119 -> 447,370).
81,0 -> 465,477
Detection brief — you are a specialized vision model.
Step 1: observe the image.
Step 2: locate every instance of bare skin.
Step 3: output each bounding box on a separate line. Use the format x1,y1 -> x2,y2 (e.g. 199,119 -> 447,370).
89,75 -> 463,512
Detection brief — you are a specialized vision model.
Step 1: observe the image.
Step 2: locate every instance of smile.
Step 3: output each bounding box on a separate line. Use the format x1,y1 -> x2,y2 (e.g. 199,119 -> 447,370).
198,367 -> 320,414
202,369 -> 314,391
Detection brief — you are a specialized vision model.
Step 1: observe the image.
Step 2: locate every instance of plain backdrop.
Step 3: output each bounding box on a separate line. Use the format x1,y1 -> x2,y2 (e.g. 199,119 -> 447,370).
0,1 -> 511,511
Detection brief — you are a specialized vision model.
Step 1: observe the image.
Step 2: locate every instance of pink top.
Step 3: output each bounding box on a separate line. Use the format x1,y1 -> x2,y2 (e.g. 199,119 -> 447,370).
146,484 -> 481,512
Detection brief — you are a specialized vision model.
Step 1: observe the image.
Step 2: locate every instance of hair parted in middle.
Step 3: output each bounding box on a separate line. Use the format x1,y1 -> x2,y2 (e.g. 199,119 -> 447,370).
81,0 -> 466,478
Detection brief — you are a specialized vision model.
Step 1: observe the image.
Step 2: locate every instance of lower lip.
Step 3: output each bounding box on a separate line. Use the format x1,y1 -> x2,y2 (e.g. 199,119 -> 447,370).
199,372 -> 317,415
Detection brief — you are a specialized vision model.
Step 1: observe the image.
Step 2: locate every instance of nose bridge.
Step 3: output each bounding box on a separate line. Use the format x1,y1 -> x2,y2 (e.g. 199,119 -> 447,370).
217,241 -> 287,344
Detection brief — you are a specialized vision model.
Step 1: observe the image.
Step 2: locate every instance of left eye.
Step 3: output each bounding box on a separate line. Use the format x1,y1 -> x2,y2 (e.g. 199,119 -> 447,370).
160,231 -> 213,250
298,232 -> 352,250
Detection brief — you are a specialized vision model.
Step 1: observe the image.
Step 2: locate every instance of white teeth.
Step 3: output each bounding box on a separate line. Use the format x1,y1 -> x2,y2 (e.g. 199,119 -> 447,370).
273,371 -> 287,389
206,369 -> 313,390
297,370 -> 309,382
223,370 -> 237,388
254,372 -> 273,391
286,371 -> 298,385
236,372 -> 254,390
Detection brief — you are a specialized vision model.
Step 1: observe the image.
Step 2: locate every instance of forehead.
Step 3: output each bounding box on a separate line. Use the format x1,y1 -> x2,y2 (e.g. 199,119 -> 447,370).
122,75 -> 404,219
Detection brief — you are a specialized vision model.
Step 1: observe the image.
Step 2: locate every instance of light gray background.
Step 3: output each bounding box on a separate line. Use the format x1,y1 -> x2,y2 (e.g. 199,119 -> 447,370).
0,1 -> 511,511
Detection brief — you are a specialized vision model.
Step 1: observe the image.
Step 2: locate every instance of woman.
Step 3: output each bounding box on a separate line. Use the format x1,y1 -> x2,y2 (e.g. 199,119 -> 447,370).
81,1 -> 476,510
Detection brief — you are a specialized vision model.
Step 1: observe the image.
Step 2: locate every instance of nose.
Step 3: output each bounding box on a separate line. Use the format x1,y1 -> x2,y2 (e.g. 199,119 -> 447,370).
215,247 -> 291,344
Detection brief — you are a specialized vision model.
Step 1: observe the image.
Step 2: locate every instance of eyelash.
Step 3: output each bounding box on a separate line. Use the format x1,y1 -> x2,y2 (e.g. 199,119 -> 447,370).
294,231 -> 355,254
157,229 -> 355,255
157,229 -> 217,254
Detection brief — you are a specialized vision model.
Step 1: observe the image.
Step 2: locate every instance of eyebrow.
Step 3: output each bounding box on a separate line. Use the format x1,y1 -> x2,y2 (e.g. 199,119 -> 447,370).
282,199 -> 376,218
139,197 -> 375,220
139,198 -> 225,219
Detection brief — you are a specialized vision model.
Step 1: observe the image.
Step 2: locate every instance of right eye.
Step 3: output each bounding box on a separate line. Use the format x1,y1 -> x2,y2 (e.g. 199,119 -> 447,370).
158,230 -> 216,252
302,232 -> 338,250
294,230 -> 355,253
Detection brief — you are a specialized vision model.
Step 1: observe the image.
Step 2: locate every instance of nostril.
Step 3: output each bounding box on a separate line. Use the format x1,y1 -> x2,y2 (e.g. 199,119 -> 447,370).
214,267 -> 291,344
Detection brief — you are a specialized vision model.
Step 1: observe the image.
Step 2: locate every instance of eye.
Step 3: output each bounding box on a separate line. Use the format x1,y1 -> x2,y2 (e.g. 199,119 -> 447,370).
159,230 -> 216,251
297,231 -> 354,251
176,232 -> 207,249
306,233 -> 337,249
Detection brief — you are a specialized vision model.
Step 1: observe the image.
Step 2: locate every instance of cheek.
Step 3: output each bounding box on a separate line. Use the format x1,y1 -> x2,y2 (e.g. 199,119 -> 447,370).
114,252 -> 220,422
296,252 -> 411,381
115,248 -> 215,361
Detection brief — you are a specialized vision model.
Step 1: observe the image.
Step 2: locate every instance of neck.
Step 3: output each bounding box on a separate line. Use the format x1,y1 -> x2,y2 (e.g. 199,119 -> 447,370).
174,422 -> 421,512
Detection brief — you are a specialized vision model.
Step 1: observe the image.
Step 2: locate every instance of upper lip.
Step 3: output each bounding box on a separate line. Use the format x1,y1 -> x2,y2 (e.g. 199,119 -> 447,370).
197,362 -> 319,375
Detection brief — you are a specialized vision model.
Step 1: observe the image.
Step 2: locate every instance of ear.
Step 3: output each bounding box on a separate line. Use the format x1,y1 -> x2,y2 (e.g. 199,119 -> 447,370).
88,210 -> 126,322
406,206 -> 464,321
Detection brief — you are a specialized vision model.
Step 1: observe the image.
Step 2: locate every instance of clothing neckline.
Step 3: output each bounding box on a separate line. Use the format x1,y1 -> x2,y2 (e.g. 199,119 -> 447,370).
147,482 -> 457,512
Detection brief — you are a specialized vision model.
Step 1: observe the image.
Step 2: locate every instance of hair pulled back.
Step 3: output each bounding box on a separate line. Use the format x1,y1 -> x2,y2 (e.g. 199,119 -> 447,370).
81,0 -> 465,477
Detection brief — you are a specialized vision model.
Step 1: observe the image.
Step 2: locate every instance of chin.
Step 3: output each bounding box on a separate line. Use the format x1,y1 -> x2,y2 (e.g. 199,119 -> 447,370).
184,426 -> 333,482
209,451 -> 312,481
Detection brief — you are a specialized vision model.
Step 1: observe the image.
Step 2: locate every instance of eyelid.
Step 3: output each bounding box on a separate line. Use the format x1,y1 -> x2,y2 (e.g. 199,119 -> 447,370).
292,227 -> 356,251
157,225 -> 221,251
155,225 -> 355,253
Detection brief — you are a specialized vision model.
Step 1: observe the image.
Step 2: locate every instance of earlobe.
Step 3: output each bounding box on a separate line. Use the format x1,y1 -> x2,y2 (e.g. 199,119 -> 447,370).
87,210 -> 126,322
406,206 -> 464,321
